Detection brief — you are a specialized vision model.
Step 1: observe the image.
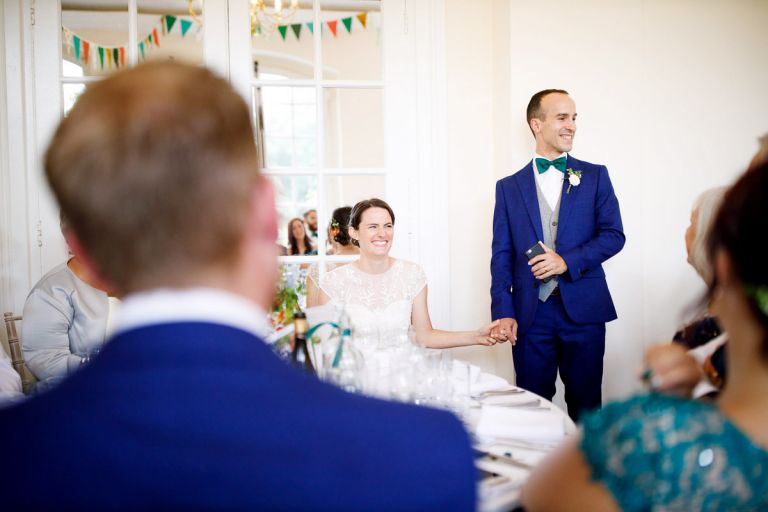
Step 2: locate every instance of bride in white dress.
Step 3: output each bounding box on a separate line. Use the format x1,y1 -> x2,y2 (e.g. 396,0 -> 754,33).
318,198 -> 501,348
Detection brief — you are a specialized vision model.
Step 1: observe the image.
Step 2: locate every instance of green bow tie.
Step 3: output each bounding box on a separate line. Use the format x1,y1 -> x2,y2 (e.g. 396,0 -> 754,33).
536,156 -> 567,174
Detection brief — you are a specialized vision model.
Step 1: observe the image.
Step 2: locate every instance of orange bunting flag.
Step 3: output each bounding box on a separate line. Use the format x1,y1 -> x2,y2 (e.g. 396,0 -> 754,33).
82,41 -> 90,64
356,13 -> 367,28
153,28 -> 160,47
327,20 -> 338,37
119,47 -> 125,67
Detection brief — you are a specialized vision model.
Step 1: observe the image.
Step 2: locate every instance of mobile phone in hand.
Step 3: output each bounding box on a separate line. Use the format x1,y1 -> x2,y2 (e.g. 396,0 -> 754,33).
525,242 -> 552,283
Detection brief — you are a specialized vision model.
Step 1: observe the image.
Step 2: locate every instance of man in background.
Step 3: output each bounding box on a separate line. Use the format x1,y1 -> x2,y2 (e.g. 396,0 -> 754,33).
304,208 -> 319,249
490,89 -> 624,421
0,62 -> 476,510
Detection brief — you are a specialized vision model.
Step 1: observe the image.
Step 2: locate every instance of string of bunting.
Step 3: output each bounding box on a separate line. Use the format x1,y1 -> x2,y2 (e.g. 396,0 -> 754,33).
272,12 -> 369,41
62,15 -> 197,71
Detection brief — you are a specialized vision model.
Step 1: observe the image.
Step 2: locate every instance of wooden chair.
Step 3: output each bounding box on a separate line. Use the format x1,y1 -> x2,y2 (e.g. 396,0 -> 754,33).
3,313 -> 37,394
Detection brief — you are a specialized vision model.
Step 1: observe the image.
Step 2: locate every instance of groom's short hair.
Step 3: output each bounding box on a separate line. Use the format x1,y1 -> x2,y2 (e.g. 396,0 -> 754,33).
526,89 -> 569,136
44,61 -> 260,295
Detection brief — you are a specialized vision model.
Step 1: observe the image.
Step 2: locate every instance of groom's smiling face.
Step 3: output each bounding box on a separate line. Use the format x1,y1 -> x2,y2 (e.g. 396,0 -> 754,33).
532,93 -> 577,158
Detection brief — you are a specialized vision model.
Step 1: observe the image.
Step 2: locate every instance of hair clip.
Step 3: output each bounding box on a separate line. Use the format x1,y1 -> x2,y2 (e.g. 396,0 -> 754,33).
745,284 -> 768,316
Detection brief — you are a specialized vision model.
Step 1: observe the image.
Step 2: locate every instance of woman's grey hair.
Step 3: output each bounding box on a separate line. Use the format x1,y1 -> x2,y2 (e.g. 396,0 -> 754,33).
690,186 -> 727,282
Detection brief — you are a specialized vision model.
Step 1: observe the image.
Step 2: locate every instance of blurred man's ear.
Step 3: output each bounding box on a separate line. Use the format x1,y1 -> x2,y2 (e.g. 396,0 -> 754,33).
63,231 -> 117,295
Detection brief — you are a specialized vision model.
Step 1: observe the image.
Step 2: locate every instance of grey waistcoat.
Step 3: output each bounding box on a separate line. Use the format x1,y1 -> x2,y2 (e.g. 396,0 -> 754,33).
535,180 -> 561,302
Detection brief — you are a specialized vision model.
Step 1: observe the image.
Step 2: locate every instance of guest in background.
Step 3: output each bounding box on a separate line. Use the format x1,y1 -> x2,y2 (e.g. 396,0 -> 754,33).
306,206 -> 359,307
0,347 -> 23,405
287,217 -> 315,255
22,213 -> 115,392
522,160 -> 768,511
0,62 -> 477,510
304,208 -> 318,249
319,198 -> 500,348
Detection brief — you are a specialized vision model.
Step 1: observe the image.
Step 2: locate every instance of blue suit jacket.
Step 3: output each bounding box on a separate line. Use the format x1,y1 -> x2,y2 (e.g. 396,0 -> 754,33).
0,322 -> 476,511
491,155 -> 625,334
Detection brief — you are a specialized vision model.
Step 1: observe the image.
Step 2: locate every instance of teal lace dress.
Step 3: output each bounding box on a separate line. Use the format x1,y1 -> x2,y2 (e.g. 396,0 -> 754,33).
580,394 -> 768,511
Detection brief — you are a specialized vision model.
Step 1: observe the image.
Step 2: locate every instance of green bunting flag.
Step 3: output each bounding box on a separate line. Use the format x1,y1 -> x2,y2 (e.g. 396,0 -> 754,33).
165,15 -> 177,33
278,25 -> 288,40
181,18 -> 193,36
113,48 -> 119,67
139,41 -> 145,59
98,47 -> 105,69
291,23 -> 302,39
307,21 -> 314,34
73,35 -> 81,62
342,17 -> 352,33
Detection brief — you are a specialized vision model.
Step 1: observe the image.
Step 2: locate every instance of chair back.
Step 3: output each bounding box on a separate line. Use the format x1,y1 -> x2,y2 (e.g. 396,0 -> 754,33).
3,313 -> 37,394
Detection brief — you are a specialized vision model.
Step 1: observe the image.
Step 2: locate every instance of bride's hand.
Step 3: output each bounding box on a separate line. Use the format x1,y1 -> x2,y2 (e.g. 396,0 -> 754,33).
475,319 -> 500,346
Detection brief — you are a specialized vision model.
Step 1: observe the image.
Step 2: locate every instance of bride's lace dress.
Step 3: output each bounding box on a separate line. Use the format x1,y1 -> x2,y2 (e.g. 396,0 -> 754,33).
320,259 -> 427,335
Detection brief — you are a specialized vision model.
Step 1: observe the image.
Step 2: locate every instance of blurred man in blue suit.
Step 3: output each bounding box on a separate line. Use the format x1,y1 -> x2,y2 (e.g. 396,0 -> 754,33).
490,89 -> 625,421
0,62 -> 476,510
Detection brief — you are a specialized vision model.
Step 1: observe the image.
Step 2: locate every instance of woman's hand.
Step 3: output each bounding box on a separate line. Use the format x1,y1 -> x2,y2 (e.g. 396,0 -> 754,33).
475,319 -> 502,346
642,343 -> 702,397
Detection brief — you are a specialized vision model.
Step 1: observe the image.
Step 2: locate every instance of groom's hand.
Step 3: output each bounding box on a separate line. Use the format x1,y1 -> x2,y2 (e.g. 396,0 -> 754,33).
529,243 -> 567,280
491,317 -> 517,345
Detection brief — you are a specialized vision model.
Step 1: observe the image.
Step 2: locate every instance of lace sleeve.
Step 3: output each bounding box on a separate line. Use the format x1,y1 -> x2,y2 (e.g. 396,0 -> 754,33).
403,261 -> 427,300
580,394 -> 768,511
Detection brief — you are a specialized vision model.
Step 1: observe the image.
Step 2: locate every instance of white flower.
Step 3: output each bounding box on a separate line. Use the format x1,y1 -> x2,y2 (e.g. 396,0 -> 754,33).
568,174 -> 581,187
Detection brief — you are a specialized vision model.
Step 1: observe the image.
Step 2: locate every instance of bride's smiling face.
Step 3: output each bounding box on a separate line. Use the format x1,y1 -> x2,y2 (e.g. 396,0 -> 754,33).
351,207 -> 394,257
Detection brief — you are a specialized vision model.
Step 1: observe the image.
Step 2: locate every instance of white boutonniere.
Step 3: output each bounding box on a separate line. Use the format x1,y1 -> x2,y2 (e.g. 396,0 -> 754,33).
566,168 -> 582,194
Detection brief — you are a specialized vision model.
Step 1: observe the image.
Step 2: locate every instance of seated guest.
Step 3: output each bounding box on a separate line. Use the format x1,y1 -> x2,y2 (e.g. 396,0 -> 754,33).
306,206 -> 359,307
0,62 -> 476,510
304,208 -> 319,249
0,347 -> 23,405
522,161 -> 768,511
318,198 -> 501,348
287,217 -> 315,255
22,214 -> 114,392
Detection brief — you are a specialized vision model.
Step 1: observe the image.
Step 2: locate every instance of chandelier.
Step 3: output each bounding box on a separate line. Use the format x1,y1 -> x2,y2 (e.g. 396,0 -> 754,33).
187,1 -> 300,36
251,0 -> 300,36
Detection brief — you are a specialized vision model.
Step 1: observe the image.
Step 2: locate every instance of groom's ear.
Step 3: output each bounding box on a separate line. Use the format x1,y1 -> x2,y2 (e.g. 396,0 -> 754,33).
530,118 -> 541,136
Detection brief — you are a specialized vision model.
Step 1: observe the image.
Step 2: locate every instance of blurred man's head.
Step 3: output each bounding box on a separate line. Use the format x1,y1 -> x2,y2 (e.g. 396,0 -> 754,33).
45,61 -> 277,307
303,209 -> 318,232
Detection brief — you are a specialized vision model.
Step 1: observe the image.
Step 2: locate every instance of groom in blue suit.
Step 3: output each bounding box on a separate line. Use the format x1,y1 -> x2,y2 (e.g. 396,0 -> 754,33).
490,89 -> 624,421
0,62 -> 476,510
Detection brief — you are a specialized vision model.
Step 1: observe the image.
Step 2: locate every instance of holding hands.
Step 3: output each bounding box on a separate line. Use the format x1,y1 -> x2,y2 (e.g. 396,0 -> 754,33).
490,317 -> 517,346
528,242 -> 567,280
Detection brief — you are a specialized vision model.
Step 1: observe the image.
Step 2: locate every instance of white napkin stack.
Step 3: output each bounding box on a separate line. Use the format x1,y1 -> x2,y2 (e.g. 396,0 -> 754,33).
476,406 -> 566,443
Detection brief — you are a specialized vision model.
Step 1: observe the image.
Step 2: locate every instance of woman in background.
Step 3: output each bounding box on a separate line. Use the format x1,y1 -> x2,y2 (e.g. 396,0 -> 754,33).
22,214 -> 115,392
306,206 -> 359,308
522,161 -> 768,511
287,218 -> 315,256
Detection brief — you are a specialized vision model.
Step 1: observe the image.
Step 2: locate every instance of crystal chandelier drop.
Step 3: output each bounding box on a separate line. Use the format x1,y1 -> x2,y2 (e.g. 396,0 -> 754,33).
251,0 -> 300,36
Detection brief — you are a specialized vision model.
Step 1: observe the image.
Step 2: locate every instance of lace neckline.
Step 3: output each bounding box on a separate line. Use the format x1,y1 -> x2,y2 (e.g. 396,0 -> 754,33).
350,258 -> 399,277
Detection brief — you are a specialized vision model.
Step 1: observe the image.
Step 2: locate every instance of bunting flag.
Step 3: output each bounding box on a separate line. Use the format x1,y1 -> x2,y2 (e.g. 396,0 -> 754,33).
165,15 -> 177,33
62,14 -> 198,72
327,20 -> 338,37
180,19 -> 193,36
268,12 -> 372,42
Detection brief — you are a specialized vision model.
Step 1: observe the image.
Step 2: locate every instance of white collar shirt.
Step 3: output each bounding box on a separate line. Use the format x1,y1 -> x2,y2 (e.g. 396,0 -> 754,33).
532,152 -> 567,211
114,287 -> 270,340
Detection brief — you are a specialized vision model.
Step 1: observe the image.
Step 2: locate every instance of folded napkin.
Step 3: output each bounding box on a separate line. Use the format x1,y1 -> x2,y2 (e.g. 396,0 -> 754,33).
476,405 -> 566,443
452,360 -> 511,396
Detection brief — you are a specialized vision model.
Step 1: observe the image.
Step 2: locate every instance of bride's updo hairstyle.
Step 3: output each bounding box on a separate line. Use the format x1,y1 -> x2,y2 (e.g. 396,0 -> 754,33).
707,160 -> 768,358
349,198 -> 396,247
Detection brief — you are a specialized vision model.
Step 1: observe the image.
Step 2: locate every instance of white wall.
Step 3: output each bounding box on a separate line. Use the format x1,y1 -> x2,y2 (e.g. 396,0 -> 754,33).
444,0 -> 768,402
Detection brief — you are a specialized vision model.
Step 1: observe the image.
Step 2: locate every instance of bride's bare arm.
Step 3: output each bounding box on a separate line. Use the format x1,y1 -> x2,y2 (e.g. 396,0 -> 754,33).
411,286 -> 499,348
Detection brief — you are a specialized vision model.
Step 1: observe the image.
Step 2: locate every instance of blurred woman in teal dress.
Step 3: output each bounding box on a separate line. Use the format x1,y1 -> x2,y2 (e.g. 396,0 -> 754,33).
522,160 -> 768,511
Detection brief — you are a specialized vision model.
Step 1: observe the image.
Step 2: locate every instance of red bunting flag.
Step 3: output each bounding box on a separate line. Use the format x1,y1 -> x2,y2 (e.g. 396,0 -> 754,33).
82,41 -> 90,64
327,20 -> 338,37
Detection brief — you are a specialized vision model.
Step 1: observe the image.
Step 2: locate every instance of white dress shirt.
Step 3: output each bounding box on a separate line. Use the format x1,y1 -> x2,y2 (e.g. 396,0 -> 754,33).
114,287 -> 270,340
533,152 -> 568,211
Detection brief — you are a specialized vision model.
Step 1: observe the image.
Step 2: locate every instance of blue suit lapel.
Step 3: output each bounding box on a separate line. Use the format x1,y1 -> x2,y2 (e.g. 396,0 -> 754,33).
557,154 -> 577,233
515,162 -> 544,241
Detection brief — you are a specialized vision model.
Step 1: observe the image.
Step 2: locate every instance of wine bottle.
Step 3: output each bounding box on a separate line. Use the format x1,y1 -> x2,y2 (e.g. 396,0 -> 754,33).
291,310 -> 315,374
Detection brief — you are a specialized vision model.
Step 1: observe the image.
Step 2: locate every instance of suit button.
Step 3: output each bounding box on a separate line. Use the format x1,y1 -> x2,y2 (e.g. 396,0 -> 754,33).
552,221 -> 557,226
